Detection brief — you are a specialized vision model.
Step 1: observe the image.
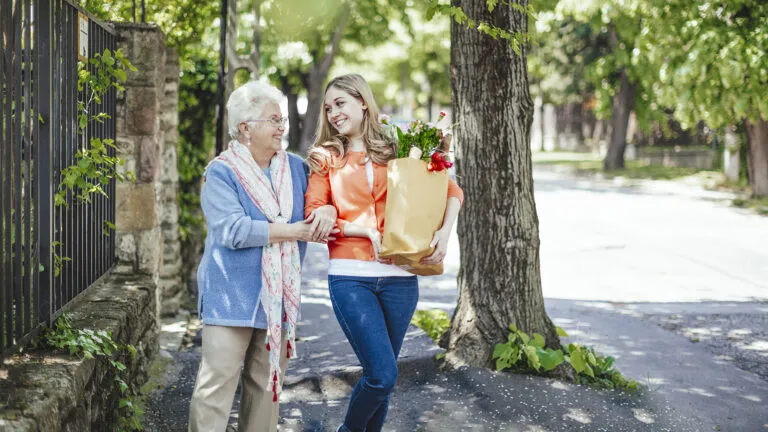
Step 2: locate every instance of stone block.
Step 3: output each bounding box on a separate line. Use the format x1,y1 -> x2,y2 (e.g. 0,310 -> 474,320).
117,154 -> 136,180
137,227 -> 164,278
116,183 -> 158,231
161,147 -> 179,184
138,136 -> 161,182
126,87 -> 160,136
116,25 -> 167,89
115,136 -> 136,157
158,199 -> 179,226
160,289 -> 185,317
116,232 -> 136,264
164,127 -> 179,146
160,260 -> 182,280
163,80 -> 179,94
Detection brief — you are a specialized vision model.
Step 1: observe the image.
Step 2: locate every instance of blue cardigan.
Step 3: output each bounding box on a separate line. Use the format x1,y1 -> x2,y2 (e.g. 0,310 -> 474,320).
196,154 -> 309,328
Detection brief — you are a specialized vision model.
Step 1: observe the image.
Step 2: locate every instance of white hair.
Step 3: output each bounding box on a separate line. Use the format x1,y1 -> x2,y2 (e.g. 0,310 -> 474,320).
226,80 -> 284,139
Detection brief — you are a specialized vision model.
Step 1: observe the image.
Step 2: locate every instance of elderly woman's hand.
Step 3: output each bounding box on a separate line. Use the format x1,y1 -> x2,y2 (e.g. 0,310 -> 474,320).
306,205 -> 338,242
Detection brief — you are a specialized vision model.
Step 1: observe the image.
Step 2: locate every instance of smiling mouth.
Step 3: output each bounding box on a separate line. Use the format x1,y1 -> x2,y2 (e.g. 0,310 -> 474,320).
334,118 -> 348,128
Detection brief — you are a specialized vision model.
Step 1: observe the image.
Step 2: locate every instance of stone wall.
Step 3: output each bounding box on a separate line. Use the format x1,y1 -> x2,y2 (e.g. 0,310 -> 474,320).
114,23 -> 182,318
637,148 -> 715,169
0,273 -> 158,431
159,48 -> 185,316
0,23 -> 180,430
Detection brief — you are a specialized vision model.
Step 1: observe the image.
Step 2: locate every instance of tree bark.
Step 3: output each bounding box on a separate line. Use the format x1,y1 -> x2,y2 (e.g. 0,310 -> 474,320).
220,0 -> 262,147
744,115 -> 768,198
603,67 -> 635,170
281,76 -> 302,153
603,24 -> 636,170
298,8 -> 350,155
446,0 -> 560,369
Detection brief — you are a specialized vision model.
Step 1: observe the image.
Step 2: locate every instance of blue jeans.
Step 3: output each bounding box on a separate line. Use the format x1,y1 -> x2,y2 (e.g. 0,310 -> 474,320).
329,275 -> 419,432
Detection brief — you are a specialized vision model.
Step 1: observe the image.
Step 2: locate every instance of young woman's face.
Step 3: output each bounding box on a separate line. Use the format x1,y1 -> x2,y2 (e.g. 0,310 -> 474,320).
324,86 -> 366,138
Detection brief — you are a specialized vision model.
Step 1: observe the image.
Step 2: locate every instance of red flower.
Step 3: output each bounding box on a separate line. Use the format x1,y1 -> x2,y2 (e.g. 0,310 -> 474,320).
439,111 -> 447,119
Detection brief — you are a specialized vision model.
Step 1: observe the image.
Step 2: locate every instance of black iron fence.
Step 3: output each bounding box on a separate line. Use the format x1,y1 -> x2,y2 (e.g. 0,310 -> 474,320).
1,0 -> 117,360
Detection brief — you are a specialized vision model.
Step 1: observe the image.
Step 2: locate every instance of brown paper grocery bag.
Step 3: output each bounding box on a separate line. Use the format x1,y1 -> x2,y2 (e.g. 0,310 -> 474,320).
379,158 -> 448,276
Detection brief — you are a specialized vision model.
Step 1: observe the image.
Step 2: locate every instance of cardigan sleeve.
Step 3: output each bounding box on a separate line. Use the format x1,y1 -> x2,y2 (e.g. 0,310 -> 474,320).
201,164 -> 270,249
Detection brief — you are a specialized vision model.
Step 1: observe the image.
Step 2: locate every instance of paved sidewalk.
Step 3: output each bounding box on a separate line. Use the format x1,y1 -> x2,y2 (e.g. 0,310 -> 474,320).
144,243 -> 768,432
143,168 -> 768,431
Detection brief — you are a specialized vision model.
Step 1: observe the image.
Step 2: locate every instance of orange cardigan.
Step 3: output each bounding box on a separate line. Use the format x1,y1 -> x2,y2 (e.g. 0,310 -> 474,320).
304,151 -> 464,261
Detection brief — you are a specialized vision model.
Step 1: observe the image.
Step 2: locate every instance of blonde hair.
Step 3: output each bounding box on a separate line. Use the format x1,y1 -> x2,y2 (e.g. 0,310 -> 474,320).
306,74 -> 396,174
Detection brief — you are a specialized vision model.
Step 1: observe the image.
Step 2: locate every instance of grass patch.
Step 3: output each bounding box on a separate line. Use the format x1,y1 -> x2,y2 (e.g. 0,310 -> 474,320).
411,309 -> 450,342
533,155 -> 717,181
732,197 -> 768,215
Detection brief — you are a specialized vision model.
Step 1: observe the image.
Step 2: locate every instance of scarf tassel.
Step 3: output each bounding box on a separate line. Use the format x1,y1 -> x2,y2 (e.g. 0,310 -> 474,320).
272,371 -> 279,402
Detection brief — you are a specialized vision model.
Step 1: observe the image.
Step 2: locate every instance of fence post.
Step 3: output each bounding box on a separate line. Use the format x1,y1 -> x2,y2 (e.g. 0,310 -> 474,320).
36,0 -> 54,324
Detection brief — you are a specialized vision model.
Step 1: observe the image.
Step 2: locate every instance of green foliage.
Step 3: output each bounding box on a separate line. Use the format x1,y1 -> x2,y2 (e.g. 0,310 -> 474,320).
40,314 -> 143,430
177,56 -> 218,241
492,324 -> 565,373
78,0 -> 220,60
52,48 -> 136,276
56,49 -> 136,209
637,0 -> 768,129
425,1 -> 533,54
386,117 -> 446,162
492,324 -> 638,391
565,343 -> 638,390
411,309 -> 451,342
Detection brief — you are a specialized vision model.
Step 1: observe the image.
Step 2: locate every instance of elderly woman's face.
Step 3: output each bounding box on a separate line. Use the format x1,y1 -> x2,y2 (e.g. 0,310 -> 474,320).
243,102 -> 285,153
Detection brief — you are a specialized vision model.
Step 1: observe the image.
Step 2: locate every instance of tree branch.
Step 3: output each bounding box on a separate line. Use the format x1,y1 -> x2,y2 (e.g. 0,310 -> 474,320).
318,7 -> 351,76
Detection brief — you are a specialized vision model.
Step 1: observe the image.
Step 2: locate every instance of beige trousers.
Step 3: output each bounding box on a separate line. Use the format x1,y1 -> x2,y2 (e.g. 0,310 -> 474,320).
189,325 -> 289,432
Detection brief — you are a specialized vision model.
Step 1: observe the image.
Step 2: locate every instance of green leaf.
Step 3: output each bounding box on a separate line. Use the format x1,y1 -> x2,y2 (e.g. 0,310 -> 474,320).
537,348 -> 566,371
569,350 -> 586,374
116,378 -> 129,393
584,363 -> 595,378
556,326 -> 569,338
523,345 -> 540,371
492,343 -> 509,360
531,333 -> 546,349
518,331 -> 530,344
426,6 -> 437,21
119,399 -> 133,409
113,69 -> 127,82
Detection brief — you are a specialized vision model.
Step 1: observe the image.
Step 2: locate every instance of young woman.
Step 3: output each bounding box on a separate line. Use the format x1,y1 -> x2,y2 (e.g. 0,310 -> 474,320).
304,74 -> 463,432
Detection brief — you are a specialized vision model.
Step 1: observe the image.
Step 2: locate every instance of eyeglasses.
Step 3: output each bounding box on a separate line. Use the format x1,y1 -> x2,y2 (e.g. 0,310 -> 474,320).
247,117 -> 288,128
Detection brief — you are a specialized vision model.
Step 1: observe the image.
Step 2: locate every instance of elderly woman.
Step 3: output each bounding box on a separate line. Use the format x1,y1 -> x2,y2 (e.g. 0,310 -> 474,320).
189,81 -> 337,432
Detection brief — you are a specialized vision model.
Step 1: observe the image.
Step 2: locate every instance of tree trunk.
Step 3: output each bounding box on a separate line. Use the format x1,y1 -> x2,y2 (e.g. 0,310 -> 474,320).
297,8 -> 350,154
299,70 -> 326,155
220,0 -> 262,148
281,77 -> 302,154
744,115 -> 768,198
446,0 -> 560,369
603,67 -> 635,170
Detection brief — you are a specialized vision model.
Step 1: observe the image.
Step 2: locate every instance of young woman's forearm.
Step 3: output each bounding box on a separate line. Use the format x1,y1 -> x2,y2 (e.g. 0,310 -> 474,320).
439,197 -> 462,232
339,222 -> 374,239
